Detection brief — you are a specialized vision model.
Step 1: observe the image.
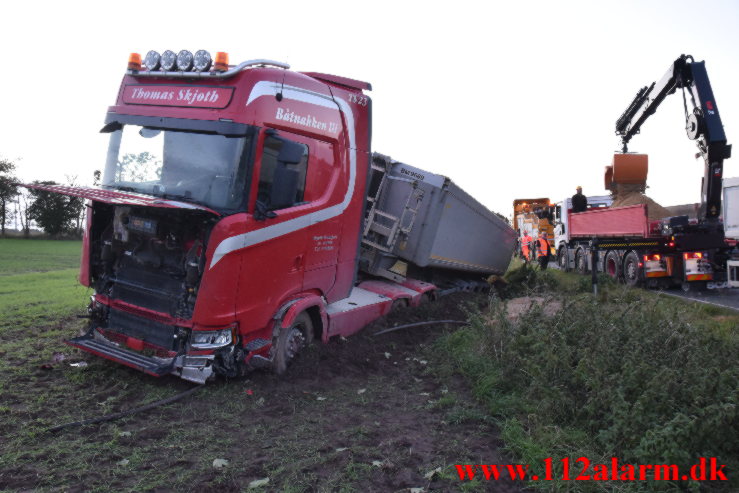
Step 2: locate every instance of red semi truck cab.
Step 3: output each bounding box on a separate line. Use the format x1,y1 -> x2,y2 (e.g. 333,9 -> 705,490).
39,54 -> 378,382
28,52 -> 515,383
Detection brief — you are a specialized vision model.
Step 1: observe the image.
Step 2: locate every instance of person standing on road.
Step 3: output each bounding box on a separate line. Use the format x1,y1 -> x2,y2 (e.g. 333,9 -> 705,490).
537,232 -> 550,270
521,231 -> 533,262
572,186 -> 588,213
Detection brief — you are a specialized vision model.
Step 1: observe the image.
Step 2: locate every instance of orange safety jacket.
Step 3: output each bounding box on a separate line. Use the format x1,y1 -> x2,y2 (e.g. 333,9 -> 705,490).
537,237 -> 549,257
521,234 -> 533,257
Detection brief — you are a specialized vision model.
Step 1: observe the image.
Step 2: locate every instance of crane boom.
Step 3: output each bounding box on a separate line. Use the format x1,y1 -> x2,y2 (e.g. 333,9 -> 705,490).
614,54 -> 731,223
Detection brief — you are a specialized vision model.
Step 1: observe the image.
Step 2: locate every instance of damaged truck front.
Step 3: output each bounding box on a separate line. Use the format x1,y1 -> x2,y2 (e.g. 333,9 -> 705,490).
27,53 -> 378,384
28,51 -> 515,384
43,117 -> 262,383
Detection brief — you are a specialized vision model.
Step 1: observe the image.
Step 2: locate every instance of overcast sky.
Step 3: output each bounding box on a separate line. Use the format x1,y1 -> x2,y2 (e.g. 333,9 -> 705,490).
1,0 -> 738,216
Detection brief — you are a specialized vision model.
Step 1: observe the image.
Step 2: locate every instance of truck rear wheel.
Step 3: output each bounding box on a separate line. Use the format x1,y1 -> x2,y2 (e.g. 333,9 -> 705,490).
622,251 -> 641,287
274,312 -> 313,375
605,251 -> 621,281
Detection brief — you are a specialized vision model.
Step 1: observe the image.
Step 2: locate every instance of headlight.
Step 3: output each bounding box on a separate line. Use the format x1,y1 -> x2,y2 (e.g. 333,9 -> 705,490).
176,50 -> 194,71
193,50 -> 212,72
190,328 -> 233,349
144,50 -> 161,71
160,50 -> 177,71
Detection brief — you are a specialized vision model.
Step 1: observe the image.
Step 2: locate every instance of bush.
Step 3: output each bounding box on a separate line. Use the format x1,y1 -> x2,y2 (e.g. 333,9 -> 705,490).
438,287 -> 739,491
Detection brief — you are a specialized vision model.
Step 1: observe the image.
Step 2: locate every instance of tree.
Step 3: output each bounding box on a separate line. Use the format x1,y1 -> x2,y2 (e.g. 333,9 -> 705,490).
27,181 -> 83,237
0,158 -> 19,236
15,189 -> 32,237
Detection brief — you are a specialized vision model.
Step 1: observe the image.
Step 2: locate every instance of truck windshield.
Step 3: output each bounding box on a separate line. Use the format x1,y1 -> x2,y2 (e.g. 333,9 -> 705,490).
102,125 -> 250,211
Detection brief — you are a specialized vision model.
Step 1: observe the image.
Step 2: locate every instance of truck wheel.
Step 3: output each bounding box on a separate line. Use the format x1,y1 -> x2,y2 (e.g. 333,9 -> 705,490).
605,251 -> 621,281
575,248 -> 589,274
557,247 -> 569,271
274,312 -> 313,375
622,251 -> 641,287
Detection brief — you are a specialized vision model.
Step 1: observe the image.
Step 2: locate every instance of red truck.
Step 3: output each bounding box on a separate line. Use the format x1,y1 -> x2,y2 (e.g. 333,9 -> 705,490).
553,55 -> 732,290
27,50 -> 515,383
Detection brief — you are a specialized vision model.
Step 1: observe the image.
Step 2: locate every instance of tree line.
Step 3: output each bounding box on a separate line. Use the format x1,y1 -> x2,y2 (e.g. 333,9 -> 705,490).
0,158 -> 98,238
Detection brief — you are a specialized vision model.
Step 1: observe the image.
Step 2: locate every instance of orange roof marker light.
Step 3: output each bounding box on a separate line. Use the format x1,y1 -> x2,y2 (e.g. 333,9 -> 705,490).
214,52 -> 230,72
128,53 -> 142,71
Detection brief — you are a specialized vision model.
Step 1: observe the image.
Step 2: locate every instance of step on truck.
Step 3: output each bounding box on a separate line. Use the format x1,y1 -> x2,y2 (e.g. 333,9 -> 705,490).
26,50 -> 516,383
554,55 -> 732,290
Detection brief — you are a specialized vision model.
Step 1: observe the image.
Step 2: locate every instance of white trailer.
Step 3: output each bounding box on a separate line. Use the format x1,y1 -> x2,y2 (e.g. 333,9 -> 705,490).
723,177 -> 739,287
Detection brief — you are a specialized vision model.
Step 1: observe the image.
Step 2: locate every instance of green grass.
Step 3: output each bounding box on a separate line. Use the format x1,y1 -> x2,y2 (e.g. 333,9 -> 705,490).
433,264 -> 739,492
0,238 -> 83,275
0,239 -> 89,330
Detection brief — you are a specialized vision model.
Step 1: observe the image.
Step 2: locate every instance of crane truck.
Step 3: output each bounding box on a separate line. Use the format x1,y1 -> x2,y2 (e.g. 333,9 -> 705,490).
551,55 -> 732,290
25,50 -> 515,384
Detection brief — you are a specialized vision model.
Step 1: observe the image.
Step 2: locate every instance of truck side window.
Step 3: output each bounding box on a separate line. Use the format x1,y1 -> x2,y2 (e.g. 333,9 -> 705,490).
258,135 -> 309,209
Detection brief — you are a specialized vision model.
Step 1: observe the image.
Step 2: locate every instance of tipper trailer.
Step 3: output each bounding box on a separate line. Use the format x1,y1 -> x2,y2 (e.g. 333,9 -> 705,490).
26,50 -> 515,383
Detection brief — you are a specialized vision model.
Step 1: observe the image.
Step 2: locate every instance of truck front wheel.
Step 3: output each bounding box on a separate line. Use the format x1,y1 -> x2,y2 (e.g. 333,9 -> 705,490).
557,247 -> 570,271
622,251 -> 641,287
274,312 -> 313,375
575,248 -> 589,274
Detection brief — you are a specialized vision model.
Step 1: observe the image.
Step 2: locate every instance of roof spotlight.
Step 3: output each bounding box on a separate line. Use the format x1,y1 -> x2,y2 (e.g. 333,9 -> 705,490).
143,50 -> 161,71
176,50 -> 194,71
160,50 -> 177,71
193,50 -> 212,72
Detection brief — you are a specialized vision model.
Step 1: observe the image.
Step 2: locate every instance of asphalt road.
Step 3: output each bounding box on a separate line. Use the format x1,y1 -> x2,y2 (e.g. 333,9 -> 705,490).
658,286 -> 739,312
549,262 -> 739,311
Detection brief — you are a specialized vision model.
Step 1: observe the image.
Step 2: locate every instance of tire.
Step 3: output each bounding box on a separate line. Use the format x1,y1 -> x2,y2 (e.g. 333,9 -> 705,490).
622,251 -> 641,287
557,247 -> 570,272
605,251 -> 621,281
390,298 -> 408,313
274,312 -> 313,375
575,248 -> 589,275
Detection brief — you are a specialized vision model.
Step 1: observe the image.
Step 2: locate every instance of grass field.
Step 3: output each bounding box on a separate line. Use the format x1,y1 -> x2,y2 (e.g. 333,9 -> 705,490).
2,240 -> 737,492
0,239 -> 89,330
0,239 -> 510,492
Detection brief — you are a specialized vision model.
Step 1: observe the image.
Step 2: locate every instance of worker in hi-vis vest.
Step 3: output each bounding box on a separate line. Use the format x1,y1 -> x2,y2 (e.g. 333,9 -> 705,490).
521,232 -> 533,262
537,232 -> 550,270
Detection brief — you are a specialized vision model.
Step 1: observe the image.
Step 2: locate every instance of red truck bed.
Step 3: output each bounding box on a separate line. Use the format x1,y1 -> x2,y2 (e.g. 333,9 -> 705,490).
569,204 -> 653,238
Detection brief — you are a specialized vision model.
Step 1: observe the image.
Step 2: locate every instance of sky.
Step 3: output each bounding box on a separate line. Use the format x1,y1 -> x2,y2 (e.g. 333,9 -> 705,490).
1,0 -> 738,218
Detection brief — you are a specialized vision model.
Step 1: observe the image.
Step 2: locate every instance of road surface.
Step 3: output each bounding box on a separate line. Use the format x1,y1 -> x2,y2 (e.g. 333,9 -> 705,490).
660,286 -> 739,311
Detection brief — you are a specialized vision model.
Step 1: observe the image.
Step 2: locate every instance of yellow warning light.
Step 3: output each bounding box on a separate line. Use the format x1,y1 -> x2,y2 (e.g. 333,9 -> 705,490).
214,52 -> 230,72
128,53 -> 142,71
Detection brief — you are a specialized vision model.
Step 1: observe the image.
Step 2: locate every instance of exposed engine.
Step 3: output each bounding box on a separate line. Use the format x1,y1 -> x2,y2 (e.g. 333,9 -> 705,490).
89,204 -> 215,351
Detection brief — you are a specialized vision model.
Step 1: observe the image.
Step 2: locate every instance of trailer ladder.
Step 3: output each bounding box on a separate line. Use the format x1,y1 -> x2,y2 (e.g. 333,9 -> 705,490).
362,164 -> 423,253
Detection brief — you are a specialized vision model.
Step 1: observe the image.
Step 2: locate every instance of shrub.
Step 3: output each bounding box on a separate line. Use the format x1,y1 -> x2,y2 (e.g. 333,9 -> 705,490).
438,287 -> 739,491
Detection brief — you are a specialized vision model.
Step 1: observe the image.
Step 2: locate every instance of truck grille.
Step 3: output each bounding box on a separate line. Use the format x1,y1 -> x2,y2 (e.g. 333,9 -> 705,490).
111,263 -> 184,315
107,308 -> 179,351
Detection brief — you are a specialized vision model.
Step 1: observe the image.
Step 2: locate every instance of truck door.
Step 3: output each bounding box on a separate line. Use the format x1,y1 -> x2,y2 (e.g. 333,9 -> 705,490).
246,130 -> 341,299
242,130 -> 311,313
300,139 -> 341,294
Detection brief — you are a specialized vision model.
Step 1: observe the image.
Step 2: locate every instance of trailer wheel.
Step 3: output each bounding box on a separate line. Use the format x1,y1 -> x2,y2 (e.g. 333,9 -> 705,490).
557,247 -> 570,272
622,251 -> 641,287
274,312 -> 313,375
575,248 -> 589,274
605,251 -> 621,281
